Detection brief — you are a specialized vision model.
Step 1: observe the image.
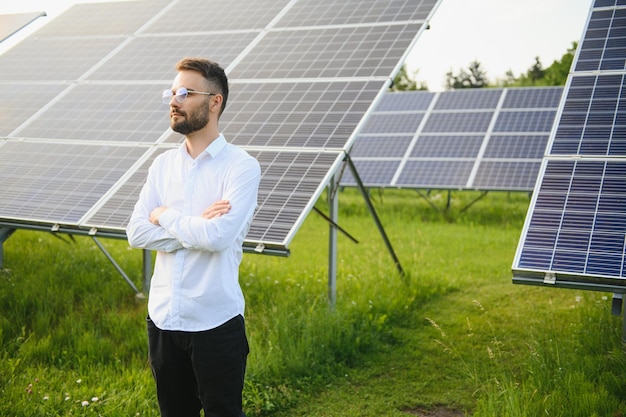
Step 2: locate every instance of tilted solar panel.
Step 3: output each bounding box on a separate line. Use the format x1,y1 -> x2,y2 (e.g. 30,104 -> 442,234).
220,80 -> 385,149
512,0 -> 626,292
342,86 -> 564,191
575,6 -> 626,71
0,0 -> 441,254
0,141 -> 147,225
551,74 -> 626,156
0,12 -> 46,43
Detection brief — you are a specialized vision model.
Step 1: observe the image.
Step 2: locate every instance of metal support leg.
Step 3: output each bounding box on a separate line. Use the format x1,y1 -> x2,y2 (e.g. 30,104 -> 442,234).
416,190 -> 445,214
142,249 -> 152,297
345,154 -> 404,276
611,293 -> 622,315
610,294 -> 625,343
92,237 -> 142,296
622,295 -> 626,344
313,207 -> 358,244
327,174 -> 339,307
459,191 -> 489,213
0,228 -> 16,268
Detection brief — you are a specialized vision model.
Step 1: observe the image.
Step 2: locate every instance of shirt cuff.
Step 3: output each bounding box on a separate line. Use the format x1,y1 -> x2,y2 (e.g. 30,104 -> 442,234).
158,207 -> 180,229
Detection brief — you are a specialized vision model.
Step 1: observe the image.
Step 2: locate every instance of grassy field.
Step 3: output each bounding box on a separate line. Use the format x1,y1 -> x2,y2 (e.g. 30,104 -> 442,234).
1,188 -> 625,416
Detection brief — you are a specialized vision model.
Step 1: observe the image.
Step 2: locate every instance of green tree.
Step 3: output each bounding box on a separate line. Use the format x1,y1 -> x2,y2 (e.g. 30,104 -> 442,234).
445,60 -> 489,89
543,41 -> 577,85
391,65 -> 428,91
527,56 -> 545,82
501,41 -> 577,87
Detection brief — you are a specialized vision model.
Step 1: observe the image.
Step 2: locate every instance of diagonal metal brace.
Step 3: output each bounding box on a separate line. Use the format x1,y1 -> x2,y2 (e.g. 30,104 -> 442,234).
344,154 -> 404,276
313,206 -> 358,244
92,236 -> 143,297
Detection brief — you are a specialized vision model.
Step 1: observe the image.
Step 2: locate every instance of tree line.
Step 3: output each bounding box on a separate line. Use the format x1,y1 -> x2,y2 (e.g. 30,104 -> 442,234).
392,41 -> 577,91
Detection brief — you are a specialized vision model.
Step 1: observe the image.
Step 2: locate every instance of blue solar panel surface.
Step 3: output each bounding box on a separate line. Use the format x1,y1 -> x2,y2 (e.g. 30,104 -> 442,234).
512,0 -> 626,291
342,86 -> 563,191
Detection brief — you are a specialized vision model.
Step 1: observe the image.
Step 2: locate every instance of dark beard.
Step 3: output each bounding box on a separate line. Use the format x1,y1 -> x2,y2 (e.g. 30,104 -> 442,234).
171,101 -> 210,135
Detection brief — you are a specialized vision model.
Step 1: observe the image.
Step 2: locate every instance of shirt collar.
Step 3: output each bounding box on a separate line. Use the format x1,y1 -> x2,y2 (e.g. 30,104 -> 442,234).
179,134 -> 226,160
203,134 -> 226,158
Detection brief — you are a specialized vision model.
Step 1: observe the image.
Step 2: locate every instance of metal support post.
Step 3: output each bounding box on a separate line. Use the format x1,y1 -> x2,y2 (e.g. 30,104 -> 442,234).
327,173 -> 339,307
142,249 -> 152,296
611,293 -> 622,315
610,294 -> 626,343
0,228 -> 16,268
622,295 -> 626,344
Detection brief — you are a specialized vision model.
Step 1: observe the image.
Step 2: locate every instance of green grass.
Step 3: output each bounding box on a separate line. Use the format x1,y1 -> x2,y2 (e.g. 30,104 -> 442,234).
1,188 -> 625,416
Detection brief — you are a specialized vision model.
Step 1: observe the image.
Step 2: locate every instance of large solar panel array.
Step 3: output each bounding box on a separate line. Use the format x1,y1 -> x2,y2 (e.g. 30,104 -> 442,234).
0,12 -> 45,43
341,86 -> 563,191
0,0 -> 441,254
512,0 -> 626,292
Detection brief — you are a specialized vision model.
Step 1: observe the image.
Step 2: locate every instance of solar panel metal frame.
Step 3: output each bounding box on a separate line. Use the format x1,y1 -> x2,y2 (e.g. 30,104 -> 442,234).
0,0 -> 442,256
0,12 -> 46,44
512,0 -> 626,293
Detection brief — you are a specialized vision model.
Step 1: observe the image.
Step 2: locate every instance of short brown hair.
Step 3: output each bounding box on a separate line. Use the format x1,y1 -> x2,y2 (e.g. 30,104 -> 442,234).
176,57 -> 229,116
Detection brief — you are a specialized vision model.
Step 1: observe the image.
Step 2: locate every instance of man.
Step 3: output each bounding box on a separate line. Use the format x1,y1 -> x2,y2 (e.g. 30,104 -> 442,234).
127,57 -> 261,417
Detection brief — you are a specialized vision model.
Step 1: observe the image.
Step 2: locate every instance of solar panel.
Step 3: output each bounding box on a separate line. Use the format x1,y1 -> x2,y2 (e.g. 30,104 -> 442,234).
0,37 -> 123,81
342,86 -> 564,191
575,6 -> 626,71
35,1 -> 170,36
229,24 -> 422,79
88,33 -> 260,81
220,80 -> 385,149
14,84 -> 170,142
512,0 -> 626,292
145,0 -> 288,33
0,141 -> 147,225
275,0 -> 437,26
0,0 -> 441,254
0,12 -> 46,43
0,84 -> 68,136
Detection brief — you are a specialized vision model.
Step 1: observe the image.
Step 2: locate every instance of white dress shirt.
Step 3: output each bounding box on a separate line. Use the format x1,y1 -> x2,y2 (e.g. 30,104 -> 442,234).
126,134 -> 261,332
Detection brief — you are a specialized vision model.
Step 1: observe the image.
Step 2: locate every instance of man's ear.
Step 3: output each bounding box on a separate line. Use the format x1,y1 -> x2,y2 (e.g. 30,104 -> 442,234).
212,94 -> 223,112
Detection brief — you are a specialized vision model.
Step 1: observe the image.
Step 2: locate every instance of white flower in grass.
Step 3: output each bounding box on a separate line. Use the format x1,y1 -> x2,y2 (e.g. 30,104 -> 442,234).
91,397 -> 99,402
76,379 -> 82,384
43,395 -> 49,401
81,400 -> 89,407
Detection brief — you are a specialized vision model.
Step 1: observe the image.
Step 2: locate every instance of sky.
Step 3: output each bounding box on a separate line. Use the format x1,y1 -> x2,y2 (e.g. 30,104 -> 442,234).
406,0 -> 592,90
0,0 -> 593,91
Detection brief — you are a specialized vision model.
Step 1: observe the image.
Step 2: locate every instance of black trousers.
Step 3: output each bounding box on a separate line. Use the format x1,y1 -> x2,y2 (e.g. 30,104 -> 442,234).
147,315 -> 249,417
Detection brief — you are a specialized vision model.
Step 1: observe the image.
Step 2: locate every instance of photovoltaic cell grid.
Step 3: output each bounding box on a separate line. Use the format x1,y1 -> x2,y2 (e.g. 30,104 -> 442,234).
0,0 -> 441,252
0,12 -> 46,43
512,0 -> 626,292
341,86 -> 563,191
0,141 -> 147,225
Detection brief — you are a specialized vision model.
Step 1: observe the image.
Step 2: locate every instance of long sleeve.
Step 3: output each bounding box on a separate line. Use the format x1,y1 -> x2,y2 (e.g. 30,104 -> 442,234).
126,156 -> 184,253
157,156 -> 260,252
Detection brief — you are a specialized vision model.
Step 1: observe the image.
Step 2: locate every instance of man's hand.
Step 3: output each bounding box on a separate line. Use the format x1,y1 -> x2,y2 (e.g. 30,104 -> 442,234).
150,206 -> 169,225
149,200 -> 230,226
201,200 -> 231,219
